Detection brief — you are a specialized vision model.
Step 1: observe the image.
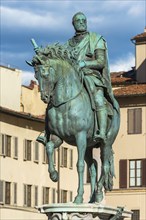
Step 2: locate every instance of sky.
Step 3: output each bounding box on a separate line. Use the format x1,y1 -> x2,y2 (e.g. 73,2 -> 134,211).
1,0 -> 146,85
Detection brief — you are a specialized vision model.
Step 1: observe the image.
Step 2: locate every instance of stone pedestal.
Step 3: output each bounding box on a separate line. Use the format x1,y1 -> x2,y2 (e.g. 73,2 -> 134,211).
37,203 -> 132,220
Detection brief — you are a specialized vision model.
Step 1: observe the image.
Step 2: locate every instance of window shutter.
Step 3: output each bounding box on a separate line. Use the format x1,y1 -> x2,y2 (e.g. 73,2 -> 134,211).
69,191 -> 73,202
34,186 -> 38,206
52,188 -> 56,203
24,184 -> 27,206
23,140 -> 27,161
34,141 -> 39,163
142,159 -> 146,187
53,149 -> 56,166
135,108 -> 142,134
119,160 -> 127,188
0,180 -> 5,204
0,134 -> 5,156
13,183 -> 17,205
60,147 -> 64,167
13,137 -> 18,159
69,149 -> 73,169
128,109 -> 134,134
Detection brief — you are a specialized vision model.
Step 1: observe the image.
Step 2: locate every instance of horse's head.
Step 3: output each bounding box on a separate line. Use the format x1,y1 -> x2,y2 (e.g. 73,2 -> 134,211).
31,55 -> 57,104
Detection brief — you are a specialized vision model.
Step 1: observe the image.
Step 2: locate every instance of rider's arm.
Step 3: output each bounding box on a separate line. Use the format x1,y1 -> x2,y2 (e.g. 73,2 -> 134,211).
79,49 -> 105,70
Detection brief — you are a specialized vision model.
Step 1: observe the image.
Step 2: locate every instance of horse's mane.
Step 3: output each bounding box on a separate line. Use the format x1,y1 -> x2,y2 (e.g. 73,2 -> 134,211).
32,43 -> 78,68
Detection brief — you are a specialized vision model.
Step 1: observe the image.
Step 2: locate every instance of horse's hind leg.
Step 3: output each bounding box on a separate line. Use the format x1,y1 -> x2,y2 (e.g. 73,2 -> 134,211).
46,135 -> 63,182
74,131 -> 87,204
85,148 -> 97,203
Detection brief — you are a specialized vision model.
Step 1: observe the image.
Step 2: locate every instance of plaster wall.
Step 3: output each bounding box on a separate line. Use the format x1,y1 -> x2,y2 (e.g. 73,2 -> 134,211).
21,85 -> 46,115
136,44 -> 146,83
0,66 -> 22,111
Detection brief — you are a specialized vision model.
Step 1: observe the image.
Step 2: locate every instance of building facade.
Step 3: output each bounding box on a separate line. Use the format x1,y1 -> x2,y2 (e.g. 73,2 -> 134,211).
0,28 -> 146,220
0,66 -> 78,219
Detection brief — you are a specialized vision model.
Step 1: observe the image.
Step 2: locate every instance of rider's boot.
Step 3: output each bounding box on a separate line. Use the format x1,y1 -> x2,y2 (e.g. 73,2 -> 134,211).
36,131 -> 46,145
94,107 -> 107,144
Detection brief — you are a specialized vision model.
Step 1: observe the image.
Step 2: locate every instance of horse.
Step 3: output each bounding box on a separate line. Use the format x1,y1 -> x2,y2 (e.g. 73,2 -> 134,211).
28,43 -> 120,204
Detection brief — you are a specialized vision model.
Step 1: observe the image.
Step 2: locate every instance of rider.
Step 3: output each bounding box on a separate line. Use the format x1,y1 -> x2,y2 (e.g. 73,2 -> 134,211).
65,12 -> 115,143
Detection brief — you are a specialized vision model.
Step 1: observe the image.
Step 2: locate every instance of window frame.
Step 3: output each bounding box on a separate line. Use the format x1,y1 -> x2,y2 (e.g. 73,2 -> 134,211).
129,160 -> 142,187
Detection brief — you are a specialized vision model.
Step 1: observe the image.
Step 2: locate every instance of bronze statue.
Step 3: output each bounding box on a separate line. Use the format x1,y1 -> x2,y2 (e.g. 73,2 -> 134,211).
27,12 -> 120,204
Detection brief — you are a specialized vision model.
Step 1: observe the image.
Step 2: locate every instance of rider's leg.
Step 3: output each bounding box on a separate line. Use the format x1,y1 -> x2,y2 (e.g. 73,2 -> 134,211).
93,88 -> 108,143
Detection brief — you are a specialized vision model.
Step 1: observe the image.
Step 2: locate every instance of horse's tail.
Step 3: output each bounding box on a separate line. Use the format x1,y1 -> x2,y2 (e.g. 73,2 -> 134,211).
104,107 -> 120,191
103,148 -> 115,191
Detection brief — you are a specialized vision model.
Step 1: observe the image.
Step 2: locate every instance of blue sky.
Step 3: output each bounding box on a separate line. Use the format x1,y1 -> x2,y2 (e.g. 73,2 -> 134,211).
1,0 -> 146,85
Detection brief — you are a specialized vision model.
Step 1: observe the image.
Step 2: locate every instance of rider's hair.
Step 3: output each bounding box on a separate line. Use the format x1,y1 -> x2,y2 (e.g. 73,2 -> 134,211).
72,12 -> 86,25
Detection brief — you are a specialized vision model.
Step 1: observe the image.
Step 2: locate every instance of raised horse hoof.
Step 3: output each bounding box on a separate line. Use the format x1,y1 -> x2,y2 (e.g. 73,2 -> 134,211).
73,195 -> 83,204
95,191 -> 103,203
50,171 -> 58,182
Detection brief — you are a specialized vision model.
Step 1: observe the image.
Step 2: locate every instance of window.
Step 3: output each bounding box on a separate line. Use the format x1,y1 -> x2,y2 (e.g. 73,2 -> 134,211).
24,184 -> 32,207
24,139 -> 32,161
34,142 -> 39,163
61,147 -> 68,167
0,134 -> 11,157
131,210 -> 140,220
130,160 -> 142,187
128,108 -> 142,134
0,134 -> 18,159
119,159 -> 146,188
43,187 -> 49,204
0,181 -> 17,205
61,190 -> 67,203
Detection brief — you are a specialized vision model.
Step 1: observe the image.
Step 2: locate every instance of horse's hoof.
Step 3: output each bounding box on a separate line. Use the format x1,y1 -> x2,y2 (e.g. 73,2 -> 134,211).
50,171 -> 58,182
95,191 -> 103,203
73,195 -> 83,204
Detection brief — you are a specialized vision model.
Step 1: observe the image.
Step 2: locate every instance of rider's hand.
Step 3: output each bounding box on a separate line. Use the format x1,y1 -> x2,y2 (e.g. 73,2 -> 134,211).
78,61 -> 86,69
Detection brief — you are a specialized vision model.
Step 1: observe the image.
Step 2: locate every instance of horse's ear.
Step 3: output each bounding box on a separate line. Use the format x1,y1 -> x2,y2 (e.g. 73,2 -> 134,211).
26,60 -> 33,66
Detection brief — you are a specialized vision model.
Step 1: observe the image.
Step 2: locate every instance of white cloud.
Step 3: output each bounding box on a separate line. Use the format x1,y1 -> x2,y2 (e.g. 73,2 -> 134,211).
1,6 -> 66,29
127,4 -> 144,16
110,53 -> 135,72
22,70 -> 36,86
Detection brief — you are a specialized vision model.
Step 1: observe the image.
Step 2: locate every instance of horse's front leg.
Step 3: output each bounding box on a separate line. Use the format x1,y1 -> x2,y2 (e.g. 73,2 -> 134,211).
74,131 -> 87,204
46,135 -> 63,182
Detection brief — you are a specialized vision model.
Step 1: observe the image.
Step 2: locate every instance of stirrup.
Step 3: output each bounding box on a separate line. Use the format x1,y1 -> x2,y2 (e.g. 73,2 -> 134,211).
36,135 -> 46,145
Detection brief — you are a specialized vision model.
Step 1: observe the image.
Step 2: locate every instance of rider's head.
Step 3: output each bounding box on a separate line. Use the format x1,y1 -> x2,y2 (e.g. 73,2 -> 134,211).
72,12 -> 87,33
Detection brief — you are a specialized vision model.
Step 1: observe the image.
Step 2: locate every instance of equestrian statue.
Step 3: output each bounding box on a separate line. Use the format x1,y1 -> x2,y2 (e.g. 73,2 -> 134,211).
26,12 -> 120,204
